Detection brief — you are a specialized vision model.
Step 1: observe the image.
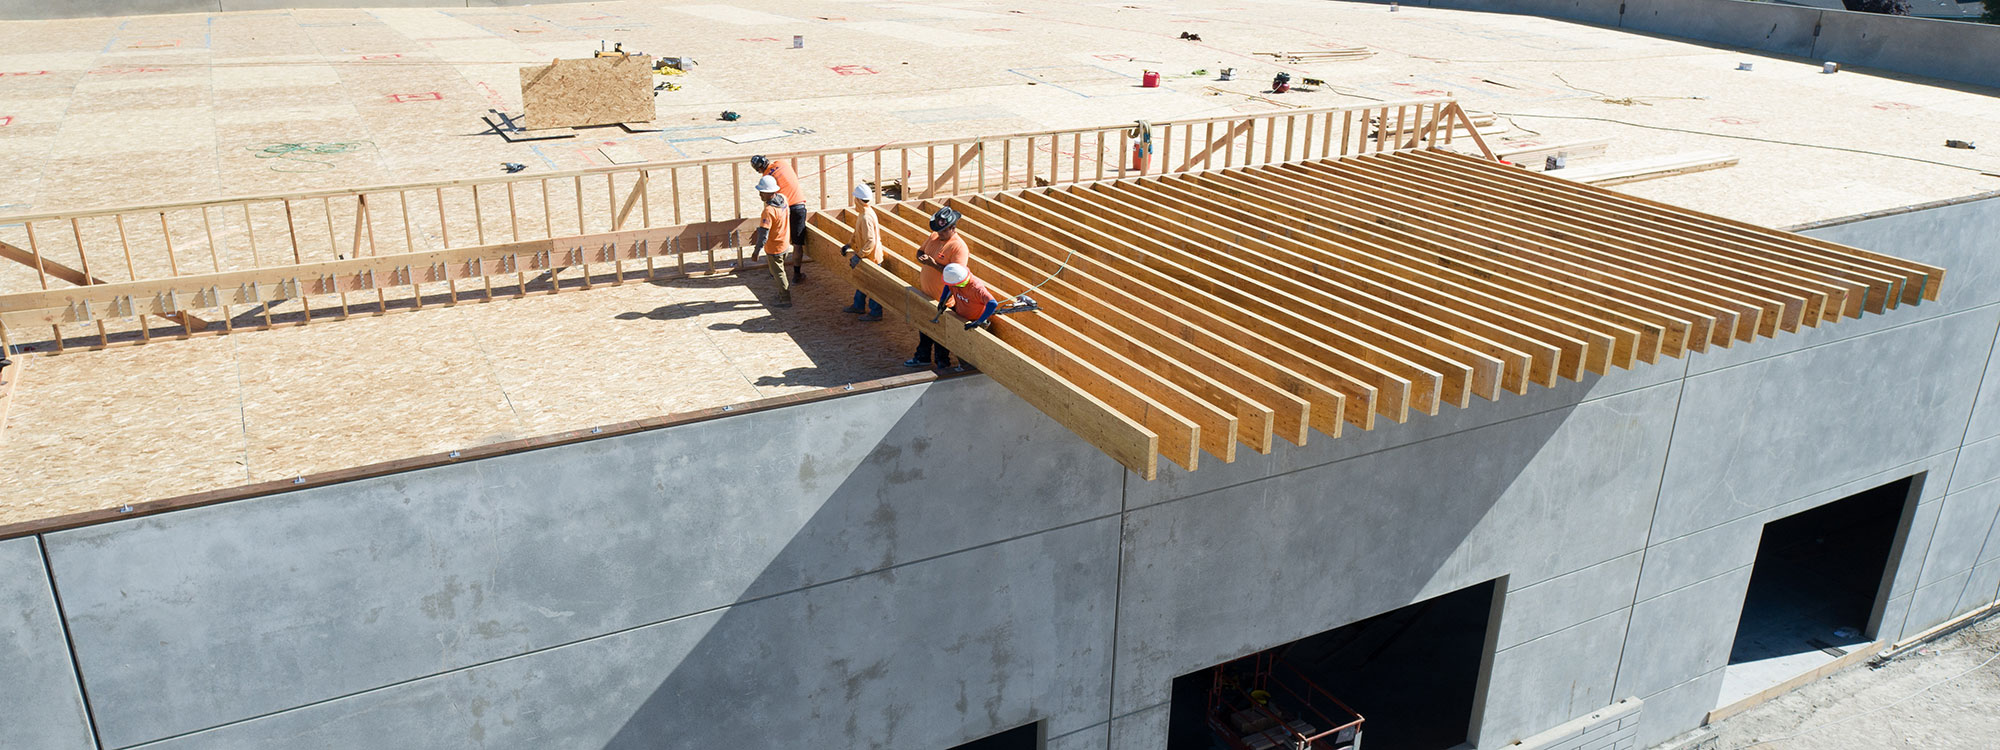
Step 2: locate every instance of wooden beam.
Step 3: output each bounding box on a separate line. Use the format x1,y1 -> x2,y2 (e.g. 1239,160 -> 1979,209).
969,195 -> 1350,439
919,143 -> 985,200
1194,166 -> 1657,368
1178,120 -> 1255,173
799,214 -> 1163,478
889,201 -> 1263,459
0,218 -> 757,329
871,203 -> 1227,466
1175,169 -> 1619,380
0,238 -> 210,332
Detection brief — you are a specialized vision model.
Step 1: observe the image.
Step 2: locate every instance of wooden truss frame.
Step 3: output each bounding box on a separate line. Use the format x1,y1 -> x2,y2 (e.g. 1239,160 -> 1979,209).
802,149 -> 1942,479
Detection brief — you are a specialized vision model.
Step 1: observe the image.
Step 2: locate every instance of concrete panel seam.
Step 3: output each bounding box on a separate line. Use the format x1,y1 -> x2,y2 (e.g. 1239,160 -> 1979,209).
1147,380 -> 1688,512
1926,313 -> 2000,632
1610,364 -> 1692,701
1683,304 -> 2000,382
1946,473 -> 2000,499
1643,665 -> 1723,702
1497,597 -> 1633,654
1637,448 -> 1958,554
1631,562 -> 1754,607
102,512 -> 1123,749
1947,497 -> 2000,613
36,536 -> 103,750
1508,550 -> 1644,594
1104,469 -> 1130,739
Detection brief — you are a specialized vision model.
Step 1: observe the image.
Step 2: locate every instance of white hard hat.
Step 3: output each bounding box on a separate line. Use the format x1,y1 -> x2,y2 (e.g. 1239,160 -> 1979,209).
852,183 -> 874,202
754,175 -> 779,193
942,263 -> 970,285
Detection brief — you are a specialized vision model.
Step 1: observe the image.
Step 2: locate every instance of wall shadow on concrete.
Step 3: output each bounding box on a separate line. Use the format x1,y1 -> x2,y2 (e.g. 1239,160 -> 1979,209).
1113,373 -> 1641,739
598,378 -> 1118,749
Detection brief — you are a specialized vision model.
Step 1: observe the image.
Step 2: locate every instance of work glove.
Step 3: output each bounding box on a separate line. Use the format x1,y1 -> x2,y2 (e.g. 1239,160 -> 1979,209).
964,321 -> 982,331
848,255 -> 862,269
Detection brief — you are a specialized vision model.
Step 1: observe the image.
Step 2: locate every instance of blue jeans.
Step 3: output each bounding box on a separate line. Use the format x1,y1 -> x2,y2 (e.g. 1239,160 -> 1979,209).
852,290 -> 882,316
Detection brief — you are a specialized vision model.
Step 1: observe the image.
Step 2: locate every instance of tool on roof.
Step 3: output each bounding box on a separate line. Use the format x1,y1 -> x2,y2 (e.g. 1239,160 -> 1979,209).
502,162 -> 526,173
594,41 -> 634,58
720,110 -> 741,121
1271,72 -> 1292,94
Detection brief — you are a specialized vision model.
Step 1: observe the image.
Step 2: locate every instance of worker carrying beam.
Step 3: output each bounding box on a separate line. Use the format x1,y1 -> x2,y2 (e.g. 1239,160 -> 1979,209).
906,207 -> 971,369
839,183 -> 884,321
933,263 -> 1001,331
750,176 -> 793,307
749,155 -> 809,283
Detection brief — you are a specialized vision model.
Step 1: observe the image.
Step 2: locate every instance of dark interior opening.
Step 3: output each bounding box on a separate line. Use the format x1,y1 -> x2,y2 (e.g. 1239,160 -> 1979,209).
1729,476 -> 1915,665
948,721 -> 1040,750
1166,580 -> 1499,750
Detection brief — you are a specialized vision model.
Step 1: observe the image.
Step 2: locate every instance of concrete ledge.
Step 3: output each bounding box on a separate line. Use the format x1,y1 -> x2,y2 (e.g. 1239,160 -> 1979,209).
1509,697 -> 1642,750
1703,640 -> 1886,724
0,368 -> 957,541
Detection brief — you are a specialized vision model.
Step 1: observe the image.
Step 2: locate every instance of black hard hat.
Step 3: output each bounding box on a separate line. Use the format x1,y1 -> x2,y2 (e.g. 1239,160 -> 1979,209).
930,207 -> 960,232
750,155 -> 770,172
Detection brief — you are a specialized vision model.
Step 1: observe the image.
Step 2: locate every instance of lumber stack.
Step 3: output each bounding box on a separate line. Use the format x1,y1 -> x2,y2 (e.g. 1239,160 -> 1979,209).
803,149 -> 1943,479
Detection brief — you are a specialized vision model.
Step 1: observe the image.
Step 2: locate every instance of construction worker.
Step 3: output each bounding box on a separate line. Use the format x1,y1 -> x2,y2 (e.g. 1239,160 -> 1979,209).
935,262 -> 1000,331
906,207 -> 972,369
749,155 -> 808,283
839,183 -> 884,321
751,175 -> 792,307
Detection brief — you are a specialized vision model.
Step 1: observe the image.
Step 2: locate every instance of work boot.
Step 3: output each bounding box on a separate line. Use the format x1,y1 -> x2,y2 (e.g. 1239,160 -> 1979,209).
903,358 -> 930,368
776,294 -> 794,308
791,266 -> 806,283
840,303 -> 867,314
859,312 -> 882,322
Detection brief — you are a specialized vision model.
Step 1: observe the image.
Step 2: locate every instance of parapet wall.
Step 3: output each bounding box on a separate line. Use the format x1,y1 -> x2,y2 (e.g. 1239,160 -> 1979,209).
1409,0 -> 2000,91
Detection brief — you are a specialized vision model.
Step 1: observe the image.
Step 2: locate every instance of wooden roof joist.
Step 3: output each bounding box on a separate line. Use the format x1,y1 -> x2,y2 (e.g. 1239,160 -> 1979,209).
802,148 -> 1943,479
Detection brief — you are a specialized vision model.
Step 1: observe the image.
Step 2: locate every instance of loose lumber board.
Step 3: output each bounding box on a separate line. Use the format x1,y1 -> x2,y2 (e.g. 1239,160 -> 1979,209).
520,55 -> 656,130
1553,151 -> 1739,186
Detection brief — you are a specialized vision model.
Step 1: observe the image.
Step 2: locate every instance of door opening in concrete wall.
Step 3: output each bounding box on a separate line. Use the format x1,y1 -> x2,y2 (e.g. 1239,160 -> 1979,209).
1718,475 -> 1920,708
947,720 -> 1041,750
1165,579 -> 1501,750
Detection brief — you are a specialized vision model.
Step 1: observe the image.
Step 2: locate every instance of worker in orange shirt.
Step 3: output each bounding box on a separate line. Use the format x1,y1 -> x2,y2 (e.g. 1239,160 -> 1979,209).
906,207 -> 971,368
750,155 -> 808,283
839,183 -> 884,321
751,175 -> 792,307
934,262 -> 1001,331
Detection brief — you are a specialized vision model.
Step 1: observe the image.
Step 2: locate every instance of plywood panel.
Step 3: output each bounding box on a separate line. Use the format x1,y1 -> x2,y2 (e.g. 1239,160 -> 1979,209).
520,55 -> 655,131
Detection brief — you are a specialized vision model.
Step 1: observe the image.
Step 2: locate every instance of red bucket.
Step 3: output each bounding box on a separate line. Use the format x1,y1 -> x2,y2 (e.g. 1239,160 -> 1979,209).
1140,70 -> 1160,88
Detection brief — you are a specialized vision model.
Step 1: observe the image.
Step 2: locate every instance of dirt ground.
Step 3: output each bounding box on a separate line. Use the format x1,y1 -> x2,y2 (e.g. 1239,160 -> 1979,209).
1702,614 -> 2000,750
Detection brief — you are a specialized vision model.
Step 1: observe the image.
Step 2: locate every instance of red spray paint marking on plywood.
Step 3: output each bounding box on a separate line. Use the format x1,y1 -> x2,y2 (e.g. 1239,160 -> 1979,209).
126,39 -> 181,49
389,92 -> 443,103
88,68 -> 166,75
360,53 -> 404,61
0,71 -> 48,76
830,65 -> 878,76
1710,116 -> 1757,125
0,116 -> 13,127
739,37 -> 781,42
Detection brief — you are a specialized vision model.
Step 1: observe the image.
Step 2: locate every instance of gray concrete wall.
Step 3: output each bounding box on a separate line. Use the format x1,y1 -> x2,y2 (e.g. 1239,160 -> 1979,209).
1,194 -> 1998,750
1399,0 -> 2000,92
0,537 -> 96,750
